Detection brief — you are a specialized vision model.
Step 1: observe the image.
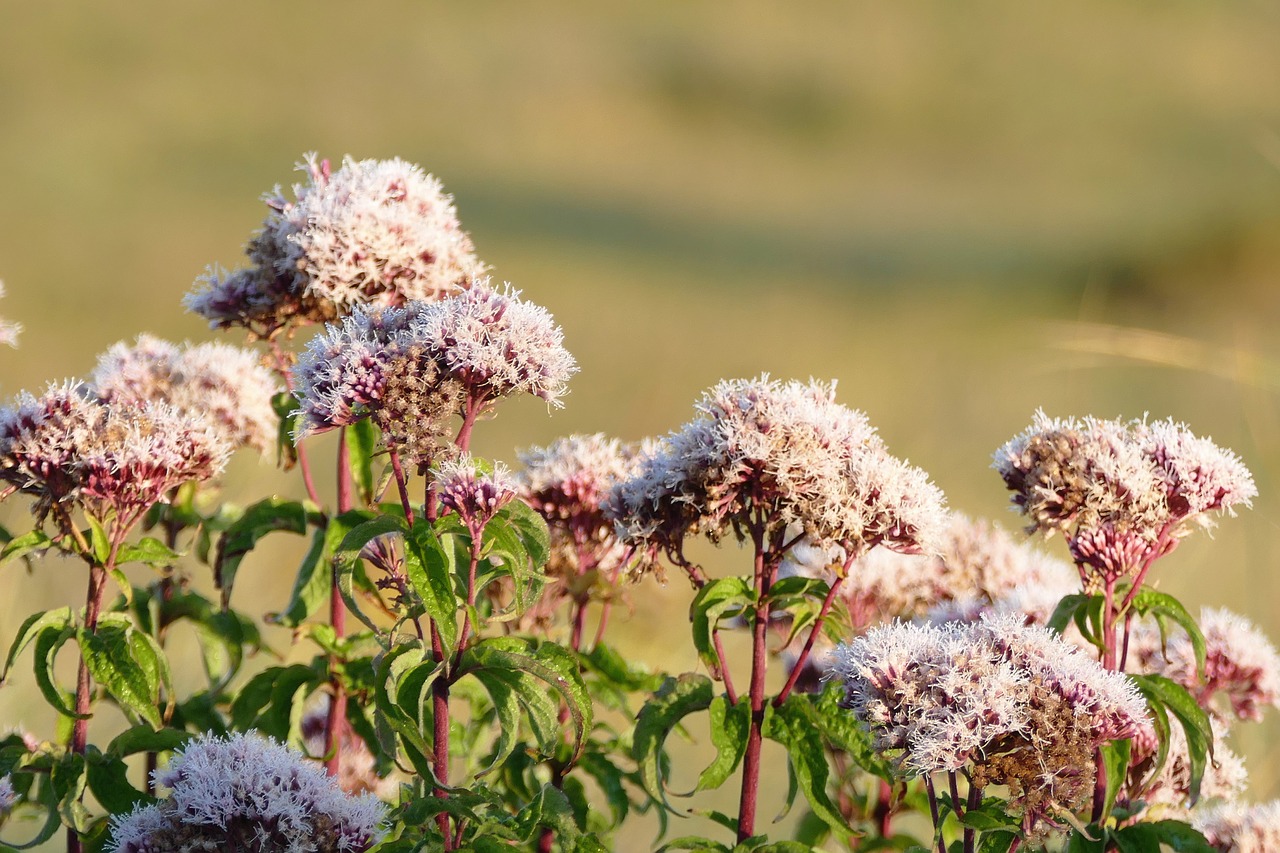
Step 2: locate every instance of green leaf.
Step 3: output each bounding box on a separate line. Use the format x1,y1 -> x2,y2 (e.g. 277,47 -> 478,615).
85,515 -> 111,565
405,520 -> 459,654
334,513 -> 403,636
1131,673 -> 1213,804
1046,593 -> 1091,635
811,681 -> 895,782
1127,820 -> 1214,853
106,726 -> 191,758
347,420 -> 380,507
1099,738 -> 1131,822
763,694 -> 854,836
269,526 -> 332,629
469,668 -> 524,776
229,663 -> 322,740
689,577 -> 753,677
1129,589 -> 1207,679
214,497 -> 313,607
502,498 -> 552,570
0,529 -> 53,565
51,752 -> 91,834
79,617 -> 162,728
455,638 -> 593,765
115,536 -> 181,568
1065,831 -> 1107,853
85,753 -> 150,814
633,674 -> 714,810
691,695 -> 750,794
658,838 -> 732,853
272,390 -> 301,469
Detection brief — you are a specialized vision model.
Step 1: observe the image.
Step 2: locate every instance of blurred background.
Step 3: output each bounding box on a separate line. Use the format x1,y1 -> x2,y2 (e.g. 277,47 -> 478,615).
2,2 -> 1280,847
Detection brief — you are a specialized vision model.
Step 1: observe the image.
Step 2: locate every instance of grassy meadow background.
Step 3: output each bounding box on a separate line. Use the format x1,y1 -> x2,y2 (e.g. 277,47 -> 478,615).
2,3 -> 1280,847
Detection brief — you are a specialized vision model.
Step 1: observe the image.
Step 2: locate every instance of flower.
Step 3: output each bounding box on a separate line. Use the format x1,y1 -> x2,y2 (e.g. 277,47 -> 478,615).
1133,716 -> 1247,812
1129,607 -> 1280,723
0,383 -> 229,523
435,454 -> 519,538
92,334 -> 280,454
292,283 -> 575,466
606,376 -> 947,574
830,613 -> 1147,831
0,775 -> 16,817
993,412 -> 1255,584
300,696 -> 399,800
186,154 -> 482,337
1193,800 -> 1280,853
107,732 -> 388,853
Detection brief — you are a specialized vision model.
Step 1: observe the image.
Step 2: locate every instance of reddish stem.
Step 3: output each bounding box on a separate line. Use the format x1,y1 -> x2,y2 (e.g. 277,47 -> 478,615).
775,574 -> 844,706
325,431 -> 355,778
736,527 -> 775,843
389,449 -> 415,525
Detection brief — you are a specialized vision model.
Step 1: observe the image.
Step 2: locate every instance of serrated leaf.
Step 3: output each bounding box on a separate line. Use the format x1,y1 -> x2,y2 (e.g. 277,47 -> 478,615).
633,674 -> 714,810
763,695 -> 854,836
690,695 -> 750,794
3,608 -> 72,681
79,618 -> 162,728
1099,738 -> 1131,822
469,668 -> 523,776
347,420 -> 380,507
269,525 -> 332,629
85,753 -> 150,814
1130,589 -> 1207,679
106,726 -> 191,758
32,616 -> 83,720
689,577 -> 753,676
405,520 -> 459,654
1131,673 -> 1213,804
115,537 -> 181,568
213,497 -> 311,607
811,681 -> 896,782
502,498 -> 551,570
0,529 -> 53,565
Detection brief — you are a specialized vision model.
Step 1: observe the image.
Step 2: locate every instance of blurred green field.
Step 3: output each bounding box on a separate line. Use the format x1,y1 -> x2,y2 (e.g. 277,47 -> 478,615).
2,3 -> 1280,848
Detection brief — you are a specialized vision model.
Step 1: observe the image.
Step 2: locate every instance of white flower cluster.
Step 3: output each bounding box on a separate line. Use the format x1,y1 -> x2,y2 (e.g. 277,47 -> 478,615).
186,154 -> 482,336
1129,607 -> 1280,724
994,411 -> 1255,581
108,732 -> 387,853
0,774 -> 16,817
92,334 -> 280,455
1194,800 -> 1280,853
831,613 -> 1147,826
607,376 -> 947,572
0,382 -> 229,522
292,281 -> 575,452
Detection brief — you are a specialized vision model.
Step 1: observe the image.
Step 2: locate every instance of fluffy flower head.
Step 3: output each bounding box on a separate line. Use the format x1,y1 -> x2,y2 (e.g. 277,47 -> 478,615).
107,731 -> 387,853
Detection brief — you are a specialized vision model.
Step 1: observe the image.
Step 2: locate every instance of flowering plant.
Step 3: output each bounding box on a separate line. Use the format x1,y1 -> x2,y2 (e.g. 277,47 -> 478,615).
0,154 -> 1274,853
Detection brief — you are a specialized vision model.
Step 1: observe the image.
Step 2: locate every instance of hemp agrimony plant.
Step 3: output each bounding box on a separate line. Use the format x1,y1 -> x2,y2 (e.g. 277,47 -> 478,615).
0,152 -> 1277,853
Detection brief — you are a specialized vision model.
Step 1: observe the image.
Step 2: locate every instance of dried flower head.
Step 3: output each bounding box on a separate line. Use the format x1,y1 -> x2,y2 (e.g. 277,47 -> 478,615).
0,282 -> 21,348
607,376 -> 947,574
107,731 -> 387,853
92,334 -> 280,454
0,384 -> 229,523
292,284 -> 574,466
186,154 -> 482,337
994,412 -> 1255,584
1193,800 -> 1280,853
1129,607 -> 1280,723
831,614 -> 1147,831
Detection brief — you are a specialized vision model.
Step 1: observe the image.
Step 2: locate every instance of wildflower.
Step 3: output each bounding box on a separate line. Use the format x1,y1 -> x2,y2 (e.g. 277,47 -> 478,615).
0,282 -> 21,347
107,731 -> 387,853
831,614 -> 1147,831
186,154 -> 482,337
92,334 -> 280,454
292,283 -> 574,466
435,454 -> 519,539
607,376 -> 947,574
1193,801 -> 1280,853
1129,607 -> 1280,723
994,412 -> 1255,585
1132,716 -> 1247,812
0,383 -> 229,524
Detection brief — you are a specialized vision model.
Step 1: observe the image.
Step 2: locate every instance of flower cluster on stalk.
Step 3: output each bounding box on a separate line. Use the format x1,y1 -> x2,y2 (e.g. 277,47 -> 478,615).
994,412 -> 1255,587
186,154 -> 482,338
107,732 -> 388,853
831,613 -> 1148,832
435,454 -> 519,539
292,281 -> 576,467
0,382 -> 229,525
1194,801 -> 1280,853
606,376 -> 948,574
514,433 -> 646,628
92,334 -> 280,455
